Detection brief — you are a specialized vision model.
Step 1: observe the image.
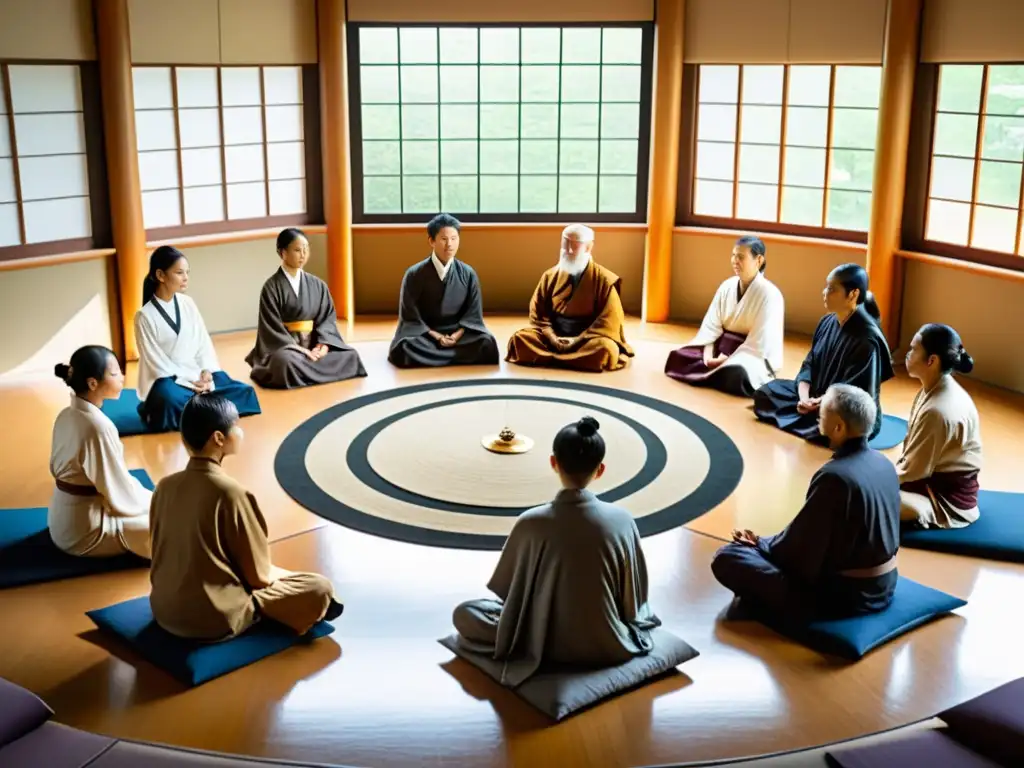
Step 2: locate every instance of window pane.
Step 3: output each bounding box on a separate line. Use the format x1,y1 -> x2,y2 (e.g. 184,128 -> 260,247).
480,104 -> 518,138
738,144 -> 779,184
561,103 -> 599,138
985,65 -> 1024,116
136,150 -> 179,192
977,160 -> 1022,208
831,108 -> 878,150
402,141 -> 438,174
362,105 -> 400,139
562,28 -> 601,64
562,66 -> 600,101
440,104 -> 477,139
971,205 -> 1018,252
401,66 -> 439,103
833,66 -> 881,108
599,175 -> 637,212
521,28 -> 560,64
360,66 -> 399,103
520,175 -> 557,211
600,139 -> 637,174
221,107 -> 261,145
558,175 -> 597,212
269,179 -> 305,215
226,181 -> 266,219
263,67 -> 303,105
980,116 -> 1024,161
522,66 -> 560,102
602,28 -> 642,64
480,29 -> 519,64
265,105 -> 303,143
0,159 -> 16,202
521,140 -> 557,173
781,186 -> 823,226
826,189 -> 872,230
442,175 -> 478,211
402,105 -> 438,139
601,103 -> 639,138
736,183 -> 778,221
937,65 -> 983,113
694,179 -> 733,216
784,147 -> 826,187
133,67 -> 173,110
741,66 -> 784,105
785,106 -> 827,147
225,145 -> 265,183
175,67 -> 219,109
441,140 -> 478,174
787,66 -> 830,107
696,141 -> 734,181
829,149 -> 875,192
480,140 -> 517,173
933,113 -> 979,158
24,197 -> 91,242
698,104 -> 737,142
142,188 -> 180,228
480,66 -> 519,102
929,156 -> 975,202
559,140 -> 598,174
440,66 -> 477,103
364,176 -> 401,212
926,198 -> 970,243
0,203 -> 19,246
220,68 -> 261,106
185,185 -> 225,223
363,141 -> 401,175
439,28 -> 477,64
480,175 -> 518,211
601,66 -> 641,102
403,175 -> 439,211
400,28 -> 437,64
361,28 -> 398,64
699,66 -> 739,103
740,105 -> 781,144
267,141 -> 304,180
521,104 -> 558,138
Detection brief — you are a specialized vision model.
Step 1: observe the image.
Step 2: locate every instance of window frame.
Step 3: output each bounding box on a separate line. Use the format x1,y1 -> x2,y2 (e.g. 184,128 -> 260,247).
904,62 -> 1024,274
676,62 -> 884,244
347,21 -> 655,224
133,63 -> 323,242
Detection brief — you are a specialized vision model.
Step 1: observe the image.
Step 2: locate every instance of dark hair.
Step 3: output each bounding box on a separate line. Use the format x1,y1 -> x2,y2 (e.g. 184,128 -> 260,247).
54,345 -> 116,396
276,227 -> 307,254
831,263 -> 881,324
142,246 -> 186,305
552,416 -> 606,485
180,394 -> 239,452
735,235 -> 767,273
919,323 -> 974,375
427,213 -> 461,240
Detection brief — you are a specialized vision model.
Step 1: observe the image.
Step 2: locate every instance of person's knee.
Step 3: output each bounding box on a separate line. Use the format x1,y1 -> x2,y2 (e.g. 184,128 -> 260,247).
711,544 -> 747,589
307,573 -> 335,603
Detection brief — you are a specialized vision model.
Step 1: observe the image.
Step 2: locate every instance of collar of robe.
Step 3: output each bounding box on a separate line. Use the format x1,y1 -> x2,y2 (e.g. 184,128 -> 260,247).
187,456 -> 225,473
554,487 -> 596,504
833,435 -> 869,458
151,294 -> 182,335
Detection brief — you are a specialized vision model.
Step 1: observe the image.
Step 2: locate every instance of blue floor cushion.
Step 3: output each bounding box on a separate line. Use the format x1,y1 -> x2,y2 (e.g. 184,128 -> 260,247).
747,577 -> 966,660
439,628 -> 699,721
99,389 -> 148,436
902,490 -> 1024,563
0,469 -> 153,589
867,415 -> 908,451
87,596 -> 336,687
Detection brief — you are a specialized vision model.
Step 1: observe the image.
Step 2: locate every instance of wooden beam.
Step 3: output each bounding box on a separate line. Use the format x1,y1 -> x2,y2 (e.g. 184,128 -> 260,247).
95,0 -> 147,361
317,0 -> 354,320
865,0 -> 923,345
642,0 -> 685,323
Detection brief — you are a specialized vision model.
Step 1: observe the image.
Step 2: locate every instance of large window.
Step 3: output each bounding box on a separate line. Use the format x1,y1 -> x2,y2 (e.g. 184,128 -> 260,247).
350,24 -> 653,222
690,64 -> 882,236
0,64 -> 94,256
925,65 -> 1024,258
133,65 -> 313,237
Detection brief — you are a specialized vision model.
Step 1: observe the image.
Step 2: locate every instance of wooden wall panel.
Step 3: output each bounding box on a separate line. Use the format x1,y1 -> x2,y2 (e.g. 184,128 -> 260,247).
128,0 -> 220,64
347,0 -> 654,22
922,0 -> 1024,63
788,0 -> 887,64
219,0 -> 317,65
0,0 -> 96,61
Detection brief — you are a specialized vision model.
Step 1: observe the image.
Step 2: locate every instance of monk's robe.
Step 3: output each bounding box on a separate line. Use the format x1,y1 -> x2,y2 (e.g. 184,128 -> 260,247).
506,260 -> 634,373
712,436 -> 901,624
451,488 -> 660,687
246,268 -> 366,389
135,294 -> 261,432
388,257 -> 499,368
149,456 -> 342,640
48,394 -> 152,558
664,272 -> 784,397
753,305 -> 894,441
897,375 -> 982,529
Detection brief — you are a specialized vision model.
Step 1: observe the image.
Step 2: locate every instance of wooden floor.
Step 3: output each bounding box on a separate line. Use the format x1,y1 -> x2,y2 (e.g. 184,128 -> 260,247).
2,316 -> 1023,768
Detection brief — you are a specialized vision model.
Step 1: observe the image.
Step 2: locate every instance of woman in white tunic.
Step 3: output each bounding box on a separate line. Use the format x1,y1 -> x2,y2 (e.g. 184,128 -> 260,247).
49,345 -> 152,558
135,246 -> 261,432
664,236 -> 784,396
898,323 -> 982,529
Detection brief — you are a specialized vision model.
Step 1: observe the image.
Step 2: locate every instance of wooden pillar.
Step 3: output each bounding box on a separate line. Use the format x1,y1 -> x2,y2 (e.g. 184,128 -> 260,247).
865,0 -> 923,345
317,0 -> 354,321
642,0 -> 685,323
95,0 -> 147,360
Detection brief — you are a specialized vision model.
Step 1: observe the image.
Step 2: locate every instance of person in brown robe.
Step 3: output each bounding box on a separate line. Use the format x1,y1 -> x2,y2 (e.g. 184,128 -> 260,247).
506,224 -> 634,372
245,228 -> 366,389
452,417 -> 660,687
149,394 -> 343,640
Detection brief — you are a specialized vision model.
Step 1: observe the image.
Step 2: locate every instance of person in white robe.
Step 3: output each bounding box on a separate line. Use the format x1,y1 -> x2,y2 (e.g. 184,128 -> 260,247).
49,345 -> 152,558
134,246 -> 261,433
664,236 -> 784,396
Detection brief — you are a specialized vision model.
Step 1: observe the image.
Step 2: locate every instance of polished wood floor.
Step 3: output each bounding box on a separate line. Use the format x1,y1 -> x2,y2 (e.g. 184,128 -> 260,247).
1,316 -> 1023,768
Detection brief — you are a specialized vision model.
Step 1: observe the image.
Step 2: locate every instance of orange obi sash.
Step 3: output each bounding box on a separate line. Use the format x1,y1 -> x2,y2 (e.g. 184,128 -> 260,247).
284,320 -> 314,333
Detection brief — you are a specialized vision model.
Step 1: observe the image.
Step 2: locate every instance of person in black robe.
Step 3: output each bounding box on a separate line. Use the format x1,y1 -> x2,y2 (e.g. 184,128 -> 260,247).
713,383 -> 900,625
753,263 -> 894,442
388,213 -> 499,368
245,228 -> 366,389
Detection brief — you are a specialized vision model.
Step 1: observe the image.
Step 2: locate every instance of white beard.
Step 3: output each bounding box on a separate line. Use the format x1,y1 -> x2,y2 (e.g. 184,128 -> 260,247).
557,250 -> 591,278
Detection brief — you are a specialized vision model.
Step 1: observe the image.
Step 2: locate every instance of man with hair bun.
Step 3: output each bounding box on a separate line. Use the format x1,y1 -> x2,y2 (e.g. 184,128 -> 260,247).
712,383 -> 901,624
450,416 -> 660,685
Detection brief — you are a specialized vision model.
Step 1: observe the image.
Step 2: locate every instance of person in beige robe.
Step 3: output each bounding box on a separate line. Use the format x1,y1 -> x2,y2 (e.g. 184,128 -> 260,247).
149,394 -> 343,640
897,324 -> 982,529
506,224 -> 634,373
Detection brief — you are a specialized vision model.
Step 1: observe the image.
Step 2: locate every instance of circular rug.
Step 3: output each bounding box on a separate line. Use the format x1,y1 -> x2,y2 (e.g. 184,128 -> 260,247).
275,378 -> 744,550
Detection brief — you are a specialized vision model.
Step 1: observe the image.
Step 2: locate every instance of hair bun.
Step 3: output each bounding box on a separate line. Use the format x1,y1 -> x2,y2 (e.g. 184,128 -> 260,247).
54,363 -> 71,382
957,348 -> 974,374
576,416 -> 600,437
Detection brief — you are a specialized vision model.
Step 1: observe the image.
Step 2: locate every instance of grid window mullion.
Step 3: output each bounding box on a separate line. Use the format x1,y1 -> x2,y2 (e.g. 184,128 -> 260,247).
1,65 -> 27,245
436,28 -> 442,212
966,66 -> 990,247
822,65 -> 837,227
554,29 -> 563,212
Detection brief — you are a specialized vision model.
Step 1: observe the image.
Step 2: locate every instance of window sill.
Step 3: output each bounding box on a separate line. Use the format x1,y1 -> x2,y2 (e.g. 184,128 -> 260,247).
672,226 -> 868,252
146,225 -> 328,250
0,248 -> 116,272
352,222 -> 649,234
897,250 -> 1024,284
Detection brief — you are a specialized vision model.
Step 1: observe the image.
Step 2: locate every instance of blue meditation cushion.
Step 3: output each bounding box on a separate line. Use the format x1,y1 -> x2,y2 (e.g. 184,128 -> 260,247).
867,415 -> 909,451
0,469 -> 153,589
100,389 -> 148,436
902,490 -> 1024,563
87,596 -> 336,687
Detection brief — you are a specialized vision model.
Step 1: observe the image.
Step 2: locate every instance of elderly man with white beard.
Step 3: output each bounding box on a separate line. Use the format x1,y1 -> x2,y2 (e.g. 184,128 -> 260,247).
506,224 -> 634,372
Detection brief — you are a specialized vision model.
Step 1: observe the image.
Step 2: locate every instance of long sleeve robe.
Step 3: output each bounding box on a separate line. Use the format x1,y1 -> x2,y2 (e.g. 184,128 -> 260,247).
135,294 -> 219,401
388,257 -> 499,368
897,375 -> 982,529
48,395 -> 152,557
246,269 -> 366,389
506,260 -> 634,372
753,305 -> 894,440
452,488 -> 660,687
665,273 -> 785,395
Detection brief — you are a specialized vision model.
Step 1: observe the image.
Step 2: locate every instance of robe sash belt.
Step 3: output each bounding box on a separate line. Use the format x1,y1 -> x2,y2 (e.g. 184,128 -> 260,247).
840,555 -> 897,579
55,479 -> 99,496
284,320 -> 314,333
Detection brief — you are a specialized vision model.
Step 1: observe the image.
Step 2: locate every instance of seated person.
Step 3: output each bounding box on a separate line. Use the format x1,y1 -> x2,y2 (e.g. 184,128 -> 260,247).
388,213 -> 499,368
897,323 -> 982,530
753,263 -> 893,442
135,246 -> 261,432
712,384 -> 900,624
452,416 -> 660,687
149,394 -> 343,640
506,224 -> 634,373
664,235 -> 784,397
49,345 -> 152,558
246,228 -> 366,388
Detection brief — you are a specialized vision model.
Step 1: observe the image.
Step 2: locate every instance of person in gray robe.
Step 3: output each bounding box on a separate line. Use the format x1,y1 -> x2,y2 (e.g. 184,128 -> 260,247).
246,228 -> 366,389
451,416 -> 661,687
388,213 -> 499,368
